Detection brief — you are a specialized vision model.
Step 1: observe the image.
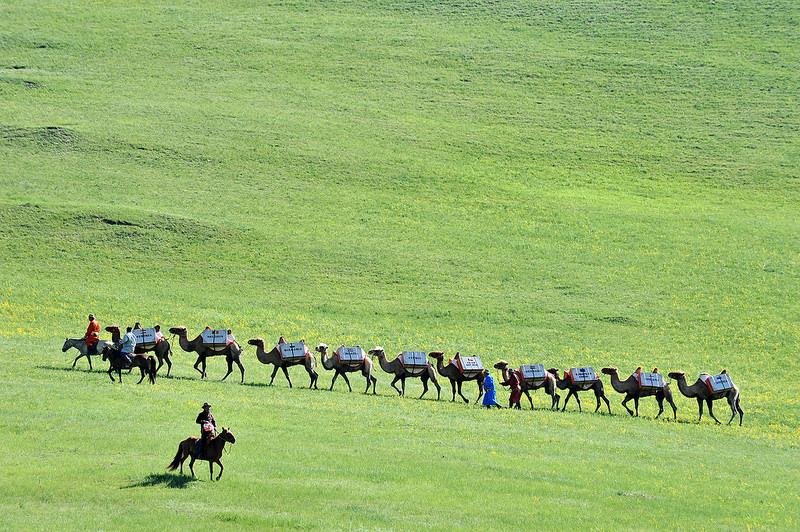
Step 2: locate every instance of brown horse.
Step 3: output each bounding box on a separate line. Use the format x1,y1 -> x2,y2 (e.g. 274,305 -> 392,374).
167,428 -> 236,481
101,345 -> 156,384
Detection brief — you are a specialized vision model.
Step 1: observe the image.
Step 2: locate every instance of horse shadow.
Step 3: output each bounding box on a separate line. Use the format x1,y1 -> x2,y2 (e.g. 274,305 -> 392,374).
122,473 -> 197,489
36,364 -> 98,374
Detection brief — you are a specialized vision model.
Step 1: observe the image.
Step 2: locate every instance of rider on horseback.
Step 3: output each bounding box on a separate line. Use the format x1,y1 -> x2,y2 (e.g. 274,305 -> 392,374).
116,326 -> 137,366
83,314 -> 100,356
195,402 -> 217,455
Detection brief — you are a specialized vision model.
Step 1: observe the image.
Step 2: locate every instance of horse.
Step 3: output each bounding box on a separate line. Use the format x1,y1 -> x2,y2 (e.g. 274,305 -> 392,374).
167,428 -> 236,481
101,345 -> 156,384
62,337 -> 113,370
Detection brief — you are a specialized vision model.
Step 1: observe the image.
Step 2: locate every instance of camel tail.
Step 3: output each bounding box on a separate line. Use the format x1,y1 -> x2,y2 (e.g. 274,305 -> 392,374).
167,444 -> 184,471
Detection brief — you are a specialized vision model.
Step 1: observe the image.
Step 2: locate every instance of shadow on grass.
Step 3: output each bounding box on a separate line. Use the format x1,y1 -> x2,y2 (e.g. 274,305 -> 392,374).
122,473 -> 197,489
36,364 -> 99,374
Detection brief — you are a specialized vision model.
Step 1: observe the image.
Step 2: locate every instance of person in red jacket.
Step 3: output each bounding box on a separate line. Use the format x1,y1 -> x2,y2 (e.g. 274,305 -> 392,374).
83,314 -> 100,356
501,367 -> 522,409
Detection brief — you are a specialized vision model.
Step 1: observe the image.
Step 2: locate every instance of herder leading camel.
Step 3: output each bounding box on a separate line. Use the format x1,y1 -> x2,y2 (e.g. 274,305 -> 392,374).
494,361 -> 560,410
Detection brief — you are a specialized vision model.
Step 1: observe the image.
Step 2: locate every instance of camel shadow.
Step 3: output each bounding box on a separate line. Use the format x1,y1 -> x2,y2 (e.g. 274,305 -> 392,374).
121,473 -> 197,489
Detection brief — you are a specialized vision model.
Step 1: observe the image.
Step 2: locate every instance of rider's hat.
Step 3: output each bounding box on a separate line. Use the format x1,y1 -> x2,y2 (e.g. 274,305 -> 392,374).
202,402 -> 212,409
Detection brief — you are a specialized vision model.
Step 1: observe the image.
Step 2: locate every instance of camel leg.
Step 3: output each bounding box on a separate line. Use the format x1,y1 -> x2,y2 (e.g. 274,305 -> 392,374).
574,392 -> 582,412
697,398 -> 704,422
457,380 -> 469,403
655,394 -> 665,419
561,390 -> 573,411
340,372 -> 352,392
603,394 -> 611,414
668,394 -> 677,420
269,365 -> 280,385
621,395 -> 635,416
523,390 -> 533,410
189,457 -> 196,478
727,395 -> 738,425
419,375 -> 429,399
193,356 -> 205,378
236,359 -> 245,384
449,379 -> 456,402
390,376 -> 402,396
221,358 -> 234,381
706,398 -> 721,424
281,366 -> 293,388
736,397 -> 744,426
164,354 -> 172,376
400,377 -> 406,397
370,375 -> 377,394
308,367 -> 318,389
476,379 -> 484,404
215,459 -> 223,481
155,356 -> 164,374
633,396 -> 640,417
330,371 -> 339,391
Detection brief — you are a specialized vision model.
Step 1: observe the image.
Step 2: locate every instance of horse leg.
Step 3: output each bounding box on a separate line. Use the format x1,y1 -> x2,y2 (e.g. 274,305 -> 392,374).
137,366 -> 145,384
621,395 -> 634,416
281,366 -> 292,388
72,353 -> 84,368
269,365 -> 280,385
340,372 -> 352,392
107,366 -> 115,382
215,459 -> 224,481
117,367 -> 123,383
707,398 -> 721,424
87,354 -> 92,370
221,357 -> 234,381
209,461 -> 214,481
189,456 -> 196,478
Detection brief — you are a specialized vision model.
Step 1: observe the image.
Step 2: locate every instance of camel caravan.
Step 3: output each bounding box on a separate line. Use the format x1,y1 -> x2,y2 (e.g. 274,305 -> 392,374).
63,317 -> 745,425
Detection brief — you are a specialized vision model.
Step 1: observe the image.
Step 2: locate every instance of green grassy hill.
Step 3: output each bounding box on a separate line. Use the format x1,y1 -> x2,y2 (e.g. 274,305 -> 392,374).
1,1 -> 798,529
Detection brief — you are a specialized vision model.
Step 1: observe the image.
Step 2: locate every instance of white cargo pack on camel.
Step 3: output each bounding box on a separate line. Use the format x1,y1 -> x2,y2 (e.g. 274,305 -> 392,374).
520,363 -> 547,385
400,351 -> 429,375
568,367 -> 599,389
279,341 -> 308,361
201,329 -> 229,351
451,355 -> 483,378
133,328 -> 157,350
701,373 -> 734,395
336,346 -> 365,366
636,371 -> 664,390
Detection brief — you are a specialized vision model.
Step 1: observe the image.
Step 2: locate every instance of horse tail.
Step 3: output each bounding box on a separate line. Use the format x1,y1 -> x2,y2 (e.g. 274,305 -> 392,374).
167,443 -> 184,471
148,356 -> 157,384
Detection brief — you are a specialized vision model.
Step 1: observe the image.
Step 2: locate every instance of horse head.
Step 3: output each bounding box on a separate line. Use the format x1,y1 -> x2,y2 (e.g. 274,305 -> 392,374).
62,338 -> 71,352
219,427 -> 236,444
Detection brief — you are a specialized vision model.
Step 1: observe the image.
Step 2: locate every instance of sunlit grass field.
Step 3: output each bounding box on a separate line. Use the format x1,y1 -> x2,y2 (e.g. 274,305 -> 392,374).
1,0 -> 799,529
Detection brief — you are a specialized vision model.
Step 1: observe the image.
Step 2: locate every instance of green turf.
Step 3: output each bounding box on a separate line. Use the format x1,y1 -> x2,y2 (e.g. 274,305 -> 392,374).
1,0 -> 799,529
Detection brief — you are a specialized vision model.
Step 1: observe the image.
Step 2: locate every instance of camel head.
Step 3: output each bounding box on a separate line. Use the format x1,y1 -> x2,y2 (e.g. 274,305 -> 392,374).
493,360 -> 509,370
168,326 -> 187,336
315,343 -> 328,354
547,367 -> 559,376
368,346 -> 384,357
105,324 -> 120,333
601,367 -> 617,375
428,351 -> 444,361
248,338 -> 264,347
668,371 -> 685,380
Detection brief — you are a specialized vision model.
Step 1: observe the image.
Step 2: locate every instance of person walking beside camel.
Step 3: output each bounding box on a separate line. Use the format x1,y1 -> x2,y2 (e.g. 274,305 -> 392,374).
482,371 -> 502,408
83,314 -> 100,357
500,367 -> 522,409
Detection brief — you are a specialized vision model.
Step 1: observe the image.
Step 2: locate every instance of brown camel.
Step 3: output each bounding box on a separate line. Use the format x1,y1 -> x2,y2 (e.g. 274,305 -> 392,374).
548,368 -> 611,413
667,370 -> 743,426
248,338 -> 318,389
168,327 -> 244,383
316,344 -> 377,394
428,352 -> 484,403
368,347 -> 441,400
494,361 -> 560,410
601,367 -> 677,419
167,427 -> 236,481
105,325 -> 173,376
